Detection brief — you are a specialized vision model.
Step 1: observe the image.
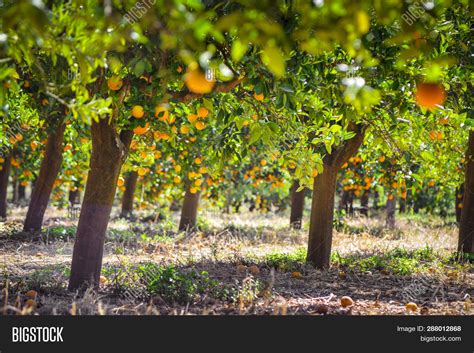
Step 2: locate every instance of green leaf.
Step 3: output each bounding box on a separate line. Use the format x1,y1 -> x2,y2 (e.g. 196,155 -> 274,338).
231,40 -> 247,62
261,44 -> 285,78
134,60 -> 146,77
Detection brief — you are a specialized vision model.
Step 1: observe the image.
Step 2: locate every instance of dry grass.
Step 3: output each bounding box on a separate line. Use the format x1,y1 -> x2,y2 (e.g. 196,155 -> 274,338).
0,206 -> 472,316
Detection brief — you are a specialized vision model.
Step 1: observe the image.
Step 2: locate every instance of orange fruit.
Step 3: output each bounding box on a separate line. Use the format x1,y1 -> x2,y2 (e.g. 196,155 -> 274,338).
180,125 -> 190,134
160,132 -> 170,140
379,156 -> 385,162
194,179 -> 202,186
63,144 -> 72,152
184,64 -> 215,94
291,271 -> 303,279
254,92 -> 264,101
173,176 -> 181,184
25,299 -> 36,309
30,141 -> 39,150
194,157 -> 202,165
26,290 -> 38,299
133,123 -> 150,135
197,107 -> 209,118
107,76 -> 123,91
340,296 -> 354,308
155,105 -> 169,121
195,121 -> 205,130
190,187 -> 198,194
312,169 -> 319,178
188,114 -> 198,123
174,165 -> 182,173
249,265 -> 260,274
405,302 -> 418,312
117,177 -> 125,187
439,118 -> 449,125
137,167 -> 147,176
131,105 -> 144,118
260,159 -> 267,166
415,82 -> 446,110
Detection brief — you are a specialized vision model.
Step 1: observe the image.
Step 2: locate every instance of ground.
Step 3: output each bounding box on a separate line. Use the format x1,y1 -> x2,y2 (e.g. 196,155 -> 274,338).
0,205 -> 472,315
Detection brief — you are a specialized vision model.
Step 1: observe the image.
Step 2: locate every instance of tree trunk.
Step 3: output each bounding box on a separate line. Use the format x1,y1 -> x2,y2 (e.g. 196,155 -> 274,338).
68,118 -> 133,290
290,181 -> 305,229
386,197 -> 396,228
120,171 -> 138,218
307,165 -> 338,268
179,187 -> 200,231
12,178 -> 18,204
458,131 -> 474,254
373,191 -> 379,210
18,184 -> 26,201
0,153 -> 12,219
69,189 -> 80,205
360,190 -> 369,216
23,123 -> 66,231
307,124 -> 365,269
456,184 -> 464,223
339,190 -> 349,212
399,196 -> 406,214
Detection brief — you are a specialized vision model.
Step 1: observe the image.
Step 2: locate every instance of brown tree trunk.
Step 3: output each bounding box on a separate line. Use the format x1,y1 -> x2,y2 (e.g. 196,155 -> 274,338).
307,165 -> 338,268
307,124 -> 365,269
290,181 -> 305,229
339,190 -> 349,211
68,117 -> 133,290
179,187 -> 200,231
399,197 -> 406,214
0,153 -> 12,219
69,189 -> 80,205
458,130 -> 474,254
360,190 -> 369,216
12,178 -> 18,204
120,171 -> 138,218
386,196 -> 396,228
456,184 -> 464,223
23,123 -> 66,231
18,183 -> 26,201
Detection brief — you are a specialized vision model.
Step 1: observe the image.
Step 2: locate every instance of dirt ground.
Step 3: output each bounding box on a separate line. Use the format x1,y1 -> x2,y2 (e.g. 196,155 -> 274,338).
1,206 -> 472,315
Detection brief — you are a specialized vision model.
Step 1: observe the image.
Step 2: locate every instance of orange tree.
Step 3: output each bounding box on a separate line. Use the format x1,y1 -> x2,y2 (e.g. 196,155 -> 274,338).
2,0 -> 472,287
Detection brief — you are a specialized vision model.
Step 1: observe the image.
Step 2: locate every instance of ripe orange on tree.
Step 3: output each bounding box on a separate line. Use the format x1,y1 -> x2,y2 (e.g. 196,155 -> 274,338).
133,122 -> 150,135
254,92 -> 264,101
184,63 -> 215,94
107,76 -> 123,91
415,82 -> 446,110
197,107 -> 209,118
195,121 -> 205,130
132,105 -> 145,118
188,113 -> 198,123
155,105 -> 169,121
180,125 -> 190,134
